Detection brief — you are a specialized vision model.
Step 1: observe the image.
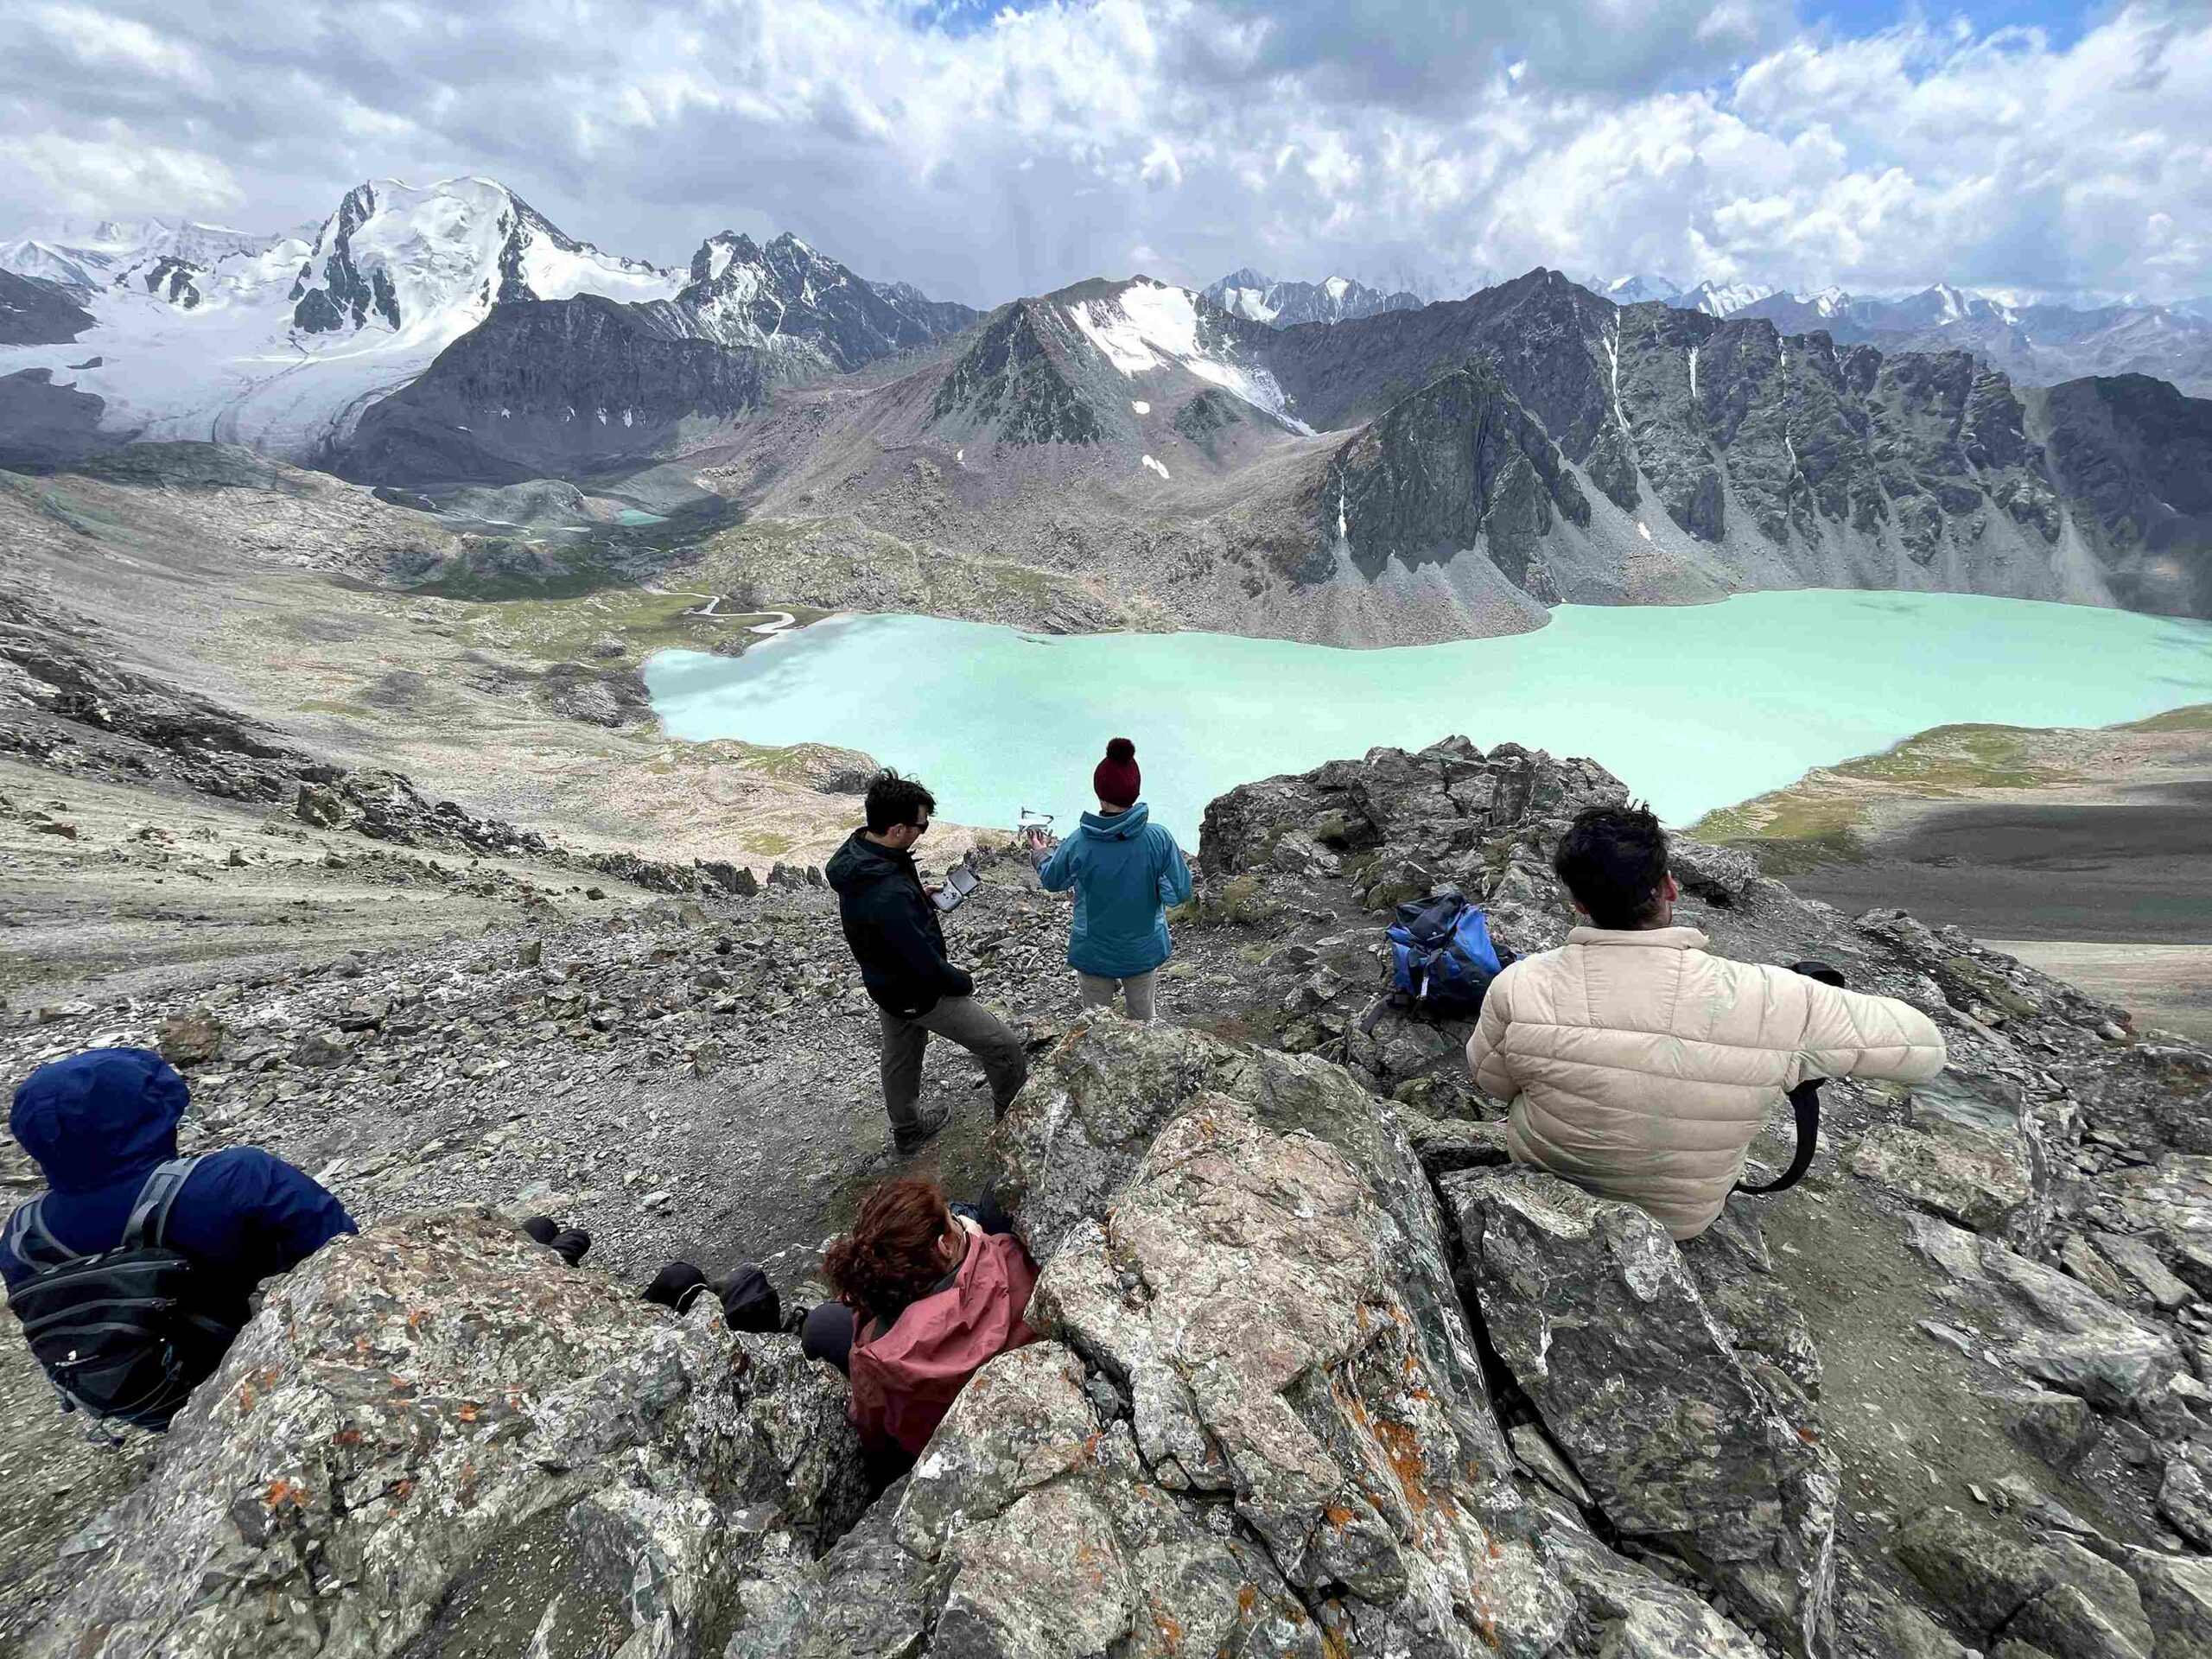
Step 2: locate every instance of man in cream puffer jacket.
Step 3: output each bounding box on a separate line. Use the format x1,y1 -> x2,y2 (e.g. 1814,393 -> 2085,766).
1466,804 -> 1946,1240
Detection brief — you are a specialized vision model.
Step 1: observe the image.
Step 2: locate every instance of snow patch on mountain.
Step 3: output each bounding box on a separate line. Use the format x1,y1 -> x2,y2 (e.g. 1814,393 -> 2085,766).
1200,268 -> 1421,329
1065,278 -> 1310,431
1684,280 -> 1779,317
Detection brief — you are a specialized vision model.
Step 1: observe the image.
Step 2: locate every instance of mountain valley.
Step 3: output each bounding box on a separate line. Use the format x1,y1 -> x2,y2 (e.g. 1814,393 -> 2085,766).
4,156 -> 2212,1659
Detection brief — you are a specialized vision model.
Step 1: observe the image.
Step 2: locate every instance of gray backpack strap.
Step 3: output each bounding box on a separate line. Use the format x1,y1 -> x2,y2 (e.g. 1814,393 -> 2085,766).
121,1157 -> 205,1250
4,1197 -> 77,1268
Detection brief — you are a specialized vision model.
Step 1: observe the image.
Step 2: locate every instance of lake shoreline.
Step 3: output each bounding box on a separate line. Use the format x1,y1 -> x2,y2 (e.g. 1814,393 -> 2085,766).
1705,706 -> 2212,1038
643,590 -> 2212,837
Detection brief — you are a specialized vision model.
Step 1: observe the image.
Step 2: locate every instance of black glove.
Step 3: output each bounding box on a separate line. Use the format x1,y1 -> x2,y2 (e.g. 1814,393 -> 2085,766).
522,1217 -> 592,1266
711,1265 -> 783,1334
949,968 -> 976,998
644,1262 -> 709,1312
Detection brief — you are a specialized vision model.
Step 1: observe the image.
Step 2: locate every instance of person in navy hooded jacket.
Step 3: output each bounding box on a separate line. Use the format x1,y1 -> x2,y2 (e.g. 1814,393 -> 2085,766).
1037,738 -> 1193,1022
2,1048 -> 357,1335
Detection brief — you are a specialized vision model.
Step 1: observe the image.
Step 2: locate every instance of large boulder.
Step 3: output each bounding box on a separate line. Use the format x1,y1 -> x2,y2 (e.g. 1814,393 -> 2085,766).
1443,1166 -> 1840,1658
1845,1068 -> 2047,1247
1027,1099 -> 1569,1649
1903,1211 -> 2184,1413
1198,736 -> 1624,938
756,1020 -> 1770,1658
1894,1505 -> 2158,1659
999,1014 -> 1504,1469
32,1209 -> 868,1659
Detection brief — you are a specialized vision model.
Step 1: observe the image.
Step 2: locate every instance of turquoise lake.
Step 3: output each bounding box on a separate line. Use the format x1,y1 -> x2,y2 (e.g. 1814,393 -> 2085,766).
643,592 -> 2212,842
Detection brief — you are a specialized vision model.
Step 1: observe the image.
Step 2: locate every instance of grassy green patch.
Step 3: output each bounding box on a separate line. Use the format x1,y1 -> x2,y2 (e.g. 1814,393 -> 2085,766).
408,546 -> 623,602
1824,723 -> 2060,791
1692,720 -> 2079,874
445,587 -> 802,665
744,831 -> 798,856
1170,874 -> 1276,929
709,741 -> 831,785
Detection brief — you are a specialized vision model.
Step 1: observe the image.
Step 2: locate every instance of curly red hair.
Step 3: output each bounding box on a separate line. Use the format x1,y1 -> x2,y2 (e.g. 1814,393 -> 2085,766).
823,1179 -> 955,1321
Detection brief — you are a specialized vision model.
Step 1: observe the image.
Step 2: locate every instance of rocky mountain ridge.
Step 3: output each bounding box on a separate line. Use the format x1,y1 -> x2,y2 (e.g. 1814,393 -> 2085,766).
0,178 -> 974,462
5,720 -> 2212,1656
1599,275 -> 2212,397
7,192 -> 2212,645
658,265 -> 2212,643
0,271 -> 92,347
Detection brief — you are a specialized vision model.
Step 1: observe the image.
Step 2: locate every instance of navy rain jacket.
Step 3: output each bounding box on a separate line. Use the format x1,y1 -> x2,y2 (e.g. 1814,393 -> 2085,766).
2,1048 -> 357,1322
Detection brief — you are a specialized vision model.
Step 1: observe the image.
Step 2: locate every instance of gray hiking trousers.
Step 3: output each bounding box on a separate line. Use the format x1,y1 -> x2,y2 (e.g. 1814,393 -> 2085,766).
878,995 -> 1028,1130
1077,969 -> 1158,1023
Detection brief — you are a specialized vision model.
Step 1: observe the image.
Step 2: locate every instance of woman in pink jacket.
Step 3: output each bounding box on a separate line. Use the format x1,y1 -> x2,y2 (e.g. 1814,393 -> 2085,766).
801,1178 -> 1039,1461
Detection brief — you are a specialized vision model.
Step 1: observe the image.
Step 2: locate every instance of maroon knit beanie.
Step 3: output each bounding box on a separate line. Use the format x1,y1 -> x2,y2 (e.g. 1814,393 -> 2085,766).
1092,737 -> 1141,807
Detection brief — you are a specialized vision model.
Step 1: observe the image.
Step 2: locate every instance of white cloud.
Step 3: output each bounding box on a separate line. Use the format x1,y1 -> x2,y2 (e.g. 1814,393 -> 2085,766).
0,0 -> 2203,308
35,5 -> 212,88
0,126 -> 242,217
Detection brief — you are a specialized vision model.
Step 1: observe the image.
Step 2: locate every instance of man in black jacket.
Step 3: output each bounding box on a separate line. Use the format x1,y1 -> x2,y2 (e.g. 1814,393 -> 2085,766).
825,772 -> 1028,1152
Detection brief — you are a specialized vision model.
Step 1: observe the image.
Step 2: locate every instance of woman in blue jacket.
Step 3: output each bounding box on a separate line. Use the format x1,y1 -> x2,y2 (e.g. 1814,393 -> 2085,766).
1037,738 -> 1193,1022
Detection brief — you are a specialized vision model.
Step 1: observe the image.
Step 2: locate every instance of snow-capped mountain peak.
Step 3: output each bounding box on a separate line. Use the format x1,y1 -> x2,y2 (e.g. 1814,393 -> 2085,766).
1599,274 -> 1683,305
1061,276 -> 1307,429
2,179 -> 980,465
0,176 -> 688,459
288,177 -> 678,339
0,218 -> 284,293
1199,268 -> 1421,329
671,228 -> 976,372
1683,280 -> 1780,318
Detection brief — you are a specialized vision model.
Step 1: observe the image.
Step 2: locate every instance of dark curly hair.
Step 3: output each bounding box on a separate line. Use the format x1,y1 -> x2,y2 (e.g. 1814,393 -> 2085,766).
1553,803 -> 1670,929
823,1179 -> 955,1321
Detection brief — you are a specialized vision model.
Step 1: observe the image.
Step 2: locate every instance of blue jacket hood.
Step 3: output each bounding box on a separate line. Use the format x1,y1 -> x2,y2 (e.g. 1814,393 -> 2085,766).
1078,802 -> 1151,842
11,1047 -> 188,1195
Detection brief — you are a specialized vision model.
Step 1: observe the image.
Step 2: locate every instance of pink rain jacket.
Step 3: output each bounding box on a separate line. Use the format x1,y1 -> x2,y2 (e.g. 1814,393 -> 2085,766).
847,1230 -> 1039,1456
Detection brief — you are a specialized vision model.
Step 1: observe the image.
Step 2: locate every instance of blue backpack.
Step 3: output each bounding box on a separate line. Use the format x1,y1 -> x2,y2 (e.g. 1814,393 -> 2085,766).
1385,891 -> 1509,1018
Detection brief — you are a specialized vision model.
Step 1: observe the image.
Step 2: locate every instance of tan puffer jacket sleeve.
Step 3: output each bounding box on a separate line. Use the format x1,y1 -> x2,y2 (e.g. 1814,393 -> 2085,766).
1791,976 -> 1949,1087
1463,928 -> 1945,1239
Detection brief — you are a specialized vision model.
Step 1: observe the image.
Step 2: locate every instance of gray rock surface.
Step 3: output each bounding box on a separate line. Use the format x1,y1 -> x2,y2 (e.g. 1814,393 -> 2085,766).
0,270 -> 94,347
754,1020 -> 1775,1657
1904,1211 -> 2185,1412
1446,1166 -> 1840,1656
10,723 -> 2212,1656
27,1208 -> 868,1658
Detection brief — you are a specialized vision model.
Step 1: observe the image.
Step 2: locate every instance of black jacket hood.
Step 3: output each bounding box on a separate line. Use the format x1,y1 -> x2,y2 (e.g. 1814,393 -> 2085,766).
825,830 -> 907,895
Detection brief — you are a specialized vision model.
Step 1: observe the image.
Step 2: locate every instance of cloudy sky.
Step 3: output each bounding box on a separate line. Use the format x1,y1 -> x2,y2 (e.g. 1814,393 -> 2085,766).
1,0 -> 2204,309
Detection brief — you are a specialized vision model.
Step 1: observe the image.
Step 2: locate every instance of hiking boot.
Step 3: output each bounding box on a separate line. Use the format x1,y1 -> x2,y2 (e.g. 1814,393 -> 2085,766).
644,1262 -> 709,1311
522,1217 -> 593,1266
893,1102 -> 951,1154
